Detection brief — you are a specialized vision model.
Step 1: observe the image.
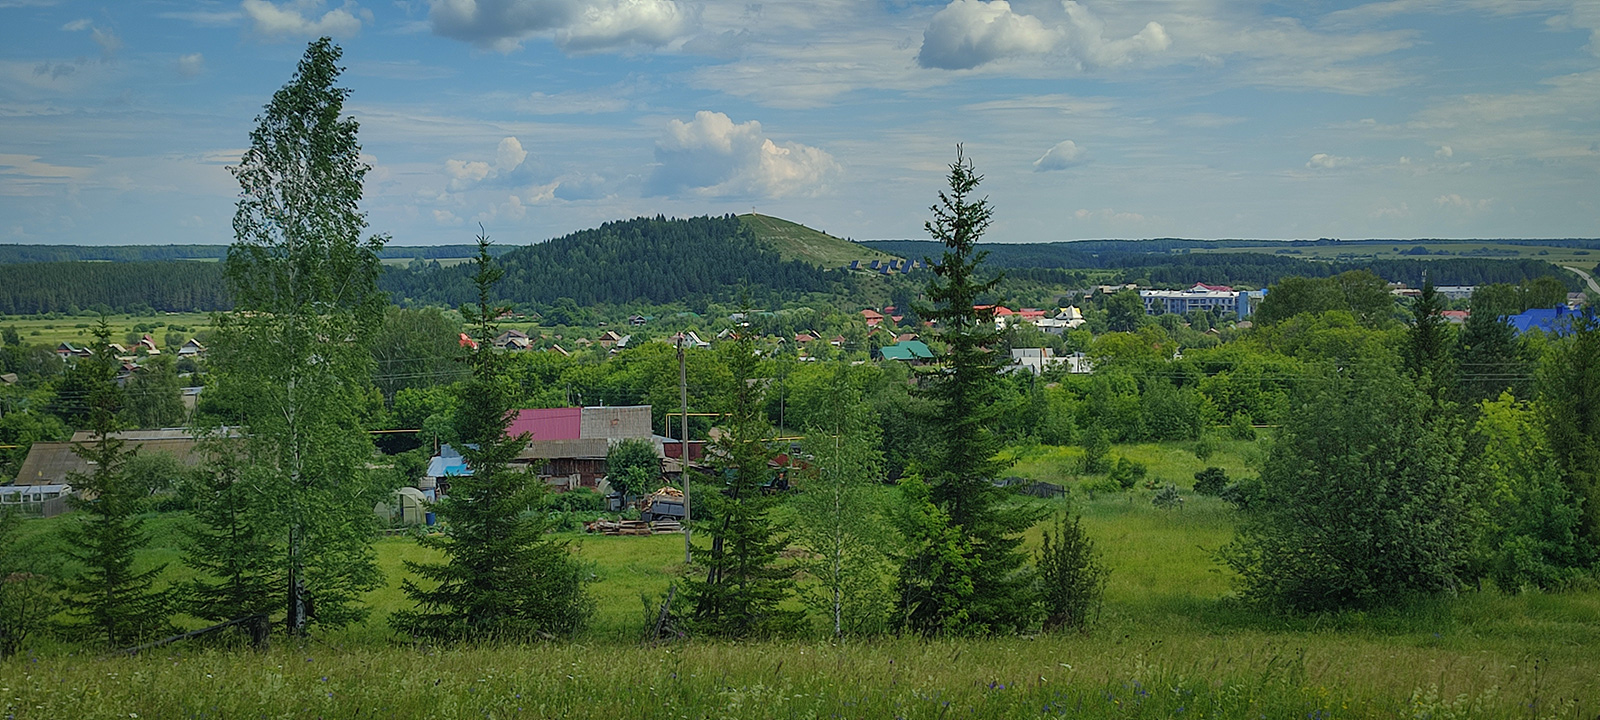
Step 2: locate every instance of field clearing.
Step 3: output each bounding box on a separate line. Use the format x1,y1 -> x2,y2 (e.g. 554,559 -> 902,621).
0,311 -> 214,347
379,257 -> 475,267
4,439 -> 1598,718
1191,241 -> 1598,265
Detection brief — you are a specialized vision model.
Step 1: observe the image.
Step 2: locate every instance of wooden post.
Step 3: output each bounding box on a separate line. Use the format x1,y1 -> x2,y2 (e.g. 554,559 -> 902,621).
678,336 -> 691,564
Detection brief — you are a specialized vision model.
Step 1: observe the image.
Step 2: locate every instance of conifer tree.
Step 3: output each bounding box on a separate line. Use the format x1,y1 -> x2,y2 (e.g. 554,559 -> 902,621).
58,320 -> 172,647
392,234 -> 593,641
898,148 -> 1038,635
1537,307 -> 1600,555
206,37 -> 388,634
683,334 -> 802,638
1405,276 -> 1454,397
182,436 -> 279,624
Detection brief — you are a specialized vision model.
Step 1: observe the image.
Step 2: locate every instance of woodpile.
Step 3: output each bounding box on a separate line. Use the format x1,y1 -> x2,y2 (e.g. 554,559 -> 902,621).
581,517 -> 685,535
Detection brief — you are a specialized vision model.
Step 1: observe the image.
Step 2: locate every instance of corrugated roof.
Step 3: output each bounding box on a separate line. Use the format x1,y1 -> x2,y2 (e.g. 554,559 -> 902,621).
507,407 -> 583,440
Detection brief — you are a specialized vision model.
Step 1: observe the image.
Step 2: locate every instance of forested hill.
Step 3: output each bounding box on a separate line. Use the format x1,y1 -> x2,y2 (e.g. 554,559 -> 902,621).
863,240 -> 1582,290
380,215 -> 843,308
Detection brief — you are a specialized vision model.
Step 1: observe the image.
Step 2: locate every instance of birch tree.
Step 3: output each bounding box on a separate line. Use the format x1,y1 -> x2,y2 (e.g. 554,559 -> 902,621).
203,37 -> 388,634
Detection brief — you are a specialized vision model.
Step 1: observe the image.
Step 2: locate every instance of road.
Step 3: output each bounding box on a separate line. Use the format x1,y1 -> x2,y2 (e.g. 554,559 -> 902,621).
1564,265 -> 1600,295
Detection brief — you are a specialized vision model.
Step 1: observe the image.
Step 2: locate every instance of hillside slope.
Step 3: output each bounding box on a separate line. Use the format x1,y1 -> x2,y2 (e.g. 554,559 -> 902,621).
381,215 -> 844,308
739,214 -> 898,267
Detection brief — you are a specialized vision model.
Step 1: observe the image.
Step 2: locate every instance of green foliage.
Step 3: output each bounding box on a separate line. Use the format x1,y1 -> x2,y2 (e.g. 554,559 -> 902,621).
683,335 -> 802,638
1221,361 -> 1470,612
120,353 -> 187,430
1108,456 -> 1146,490
1140,380 -> 1203,441
1151,483 -> 1184,510
1193,467 -> 1229,496
605,437 -> 661,499
206,38 -> 390,634
544,487 -> 606,513
370,306 -> 467,402
57,321 -> 174,647
1455,305 -> 1530,409
1254,270 -> 1395,327
1469,393 -> 1590,591
1219,477 -> 1262,510
791,364 -> 893,638
0,510 -> 54,657
182,438 -> 280,624
0,261 -> 229,315
1404,277 -> 1455,395
393,234 -> 594,642
1034,511 -> 1108,632
900,149 -> 1038,636
1535,307 -> 1600,556
1227,413 -> 1257,440
1079,422 -> 1111,475
1104,289 -> 1145,332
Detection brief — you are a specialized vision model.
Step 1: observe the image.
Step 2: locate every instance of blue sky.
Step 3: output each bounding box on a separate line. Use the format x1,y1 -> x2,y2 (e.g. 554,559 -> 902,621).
1,0 -> 1597,246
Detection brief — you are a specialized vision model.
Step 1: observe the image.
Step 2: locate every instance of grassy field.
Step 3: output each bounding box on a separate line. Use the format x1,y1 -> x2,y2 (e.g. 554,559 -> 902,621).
740,213 -> 900,267
1192,240 -> 1598,265
0,311 -> 214,347
4,439 -> 1598,718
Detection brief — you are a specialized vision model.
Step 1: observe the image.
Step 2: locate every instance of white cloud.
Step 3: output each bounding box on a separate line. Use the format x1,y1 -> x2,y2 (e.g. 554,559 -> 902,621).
649,111 -> 838,198
91,27 -> 121,58
517,86 -> 632,114
917,0 -> 1057,70
1434,145 -> 1453,158
916,0 -> 1168,70
61,18 -> 91,31
1436,193 -> 1491,211
1306,153 -> 1351,168
1033,140 -> 1086,171
1073,207 -> 1147,223
428,0 -> 688,53
444,136 -> 528,191
176,53 -> 206,77
241,0 -> 363,40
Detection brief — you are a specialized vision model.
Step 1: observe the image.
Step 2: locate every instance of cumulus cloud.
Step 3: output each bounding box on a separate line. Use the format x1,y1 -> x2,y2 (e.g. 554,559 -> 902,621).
1436,193 -> 1491,211
428,0 -> 688,53
176,53 -> 206,76
649,110 -> 838,198
444,136 -> 528,191
242,0 -> 363,40
916,0 -> 1168,70
1306,153 -> 1351,169
1033,140 -> 1086,171
1434,144 -> 1453,159
917,0 -> 1057,70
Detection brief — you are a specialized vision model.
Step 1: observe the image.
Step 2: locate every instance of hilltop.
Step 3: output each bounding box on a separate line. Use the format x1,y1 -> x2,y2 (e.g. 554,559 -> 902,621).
739,213 -> 898,267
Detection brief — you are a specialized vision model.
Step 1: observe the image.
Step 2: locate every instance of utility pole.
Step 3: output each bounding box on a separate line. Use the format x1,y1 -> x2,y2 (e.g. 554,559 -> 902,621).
678,334 -> 692,563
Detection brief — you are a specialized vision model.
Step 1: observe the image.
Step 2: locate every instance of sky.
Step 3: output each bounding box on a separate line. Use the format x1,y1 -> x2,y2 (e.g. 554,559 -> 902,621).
1,0 -> 1597,246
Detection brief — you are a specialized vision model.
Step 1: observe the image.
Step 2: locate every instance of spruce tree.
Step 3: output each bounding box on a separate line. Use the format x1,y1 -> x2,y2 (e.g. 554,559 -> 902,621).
1537,307 -> 1600,555
1457,291 -> 1530,411
898,148 -> 1038,635
58,320 -> 172,647
683,334 -> 802,638
392,234 -> 594,641
1405,276 -> 1454,398
182,437 -> 280,624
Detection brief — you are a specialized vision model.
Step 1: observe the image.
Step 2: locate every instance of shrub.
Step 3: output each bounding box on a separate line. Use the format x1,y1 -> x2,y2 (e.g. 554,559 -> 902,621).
1035,512 -> 1108,632
1193,467 -> 1229,496
545,487 -> 607,513
1219,478 -> 1262,510
1108,456 -> 1146,490
1192,434 -> 1219,460
1152,483 -> 1184,510
1229,413 -> 1257,440
1080,477 -> 1122,497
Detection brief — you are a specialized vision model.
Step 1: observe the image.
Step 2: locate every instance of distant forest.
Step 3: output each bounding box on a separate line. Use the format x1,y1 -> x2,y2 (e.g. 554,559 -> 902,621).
0,220 -> 1586,315
0,244 -> 511,265
865,241 -> 1584,291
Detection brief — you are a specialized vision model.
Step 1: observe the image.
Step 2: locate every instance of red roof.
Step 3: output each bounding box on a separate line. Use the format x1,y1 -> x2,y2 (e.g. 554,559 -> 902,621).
1195,283 -> 1234,292
506,407 -> 582,440
1019,309 -> 1047,319
860,309 -> 884,320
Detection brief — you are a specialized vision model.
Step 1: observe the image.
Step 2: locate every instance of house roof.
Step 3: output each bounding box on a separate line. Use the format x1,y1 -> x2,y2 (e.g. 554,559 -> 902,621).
1509,306 -> 1578,336
880,340 -> 934,361
15,430 -> 221,486
860,309 -> 884,320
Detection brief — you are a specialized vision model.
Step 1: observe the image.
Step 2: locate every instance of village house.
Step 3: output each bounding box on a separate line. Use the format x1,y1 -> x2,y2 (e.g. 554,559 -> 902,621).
177,338 -> 206,358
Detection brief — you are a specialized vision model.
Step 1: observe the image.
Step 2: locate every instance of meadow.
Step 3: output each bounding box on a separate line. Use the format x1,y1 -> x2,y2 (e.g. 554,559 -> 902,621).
3,440 -> 1598,718
1192,241 -> 1598,266
0,311 -> 214,348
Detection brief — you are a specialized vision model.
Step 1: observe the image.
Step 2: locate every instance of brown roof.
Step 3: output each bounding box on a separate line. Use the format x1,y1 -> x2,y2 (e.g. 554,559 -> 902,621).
15,430 -> 220,486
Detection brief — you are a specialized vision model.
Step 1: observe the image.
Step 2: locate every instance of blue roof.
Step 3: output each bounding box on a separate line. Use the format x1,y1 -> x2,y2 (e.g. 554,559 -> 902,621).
1509,306 -> 1576,336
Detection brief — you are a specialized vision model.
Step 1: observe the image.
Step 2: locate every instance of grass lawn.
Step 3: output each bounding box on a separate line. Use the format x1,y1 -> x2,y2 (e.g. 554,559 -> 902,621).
5,439 -> 1598,718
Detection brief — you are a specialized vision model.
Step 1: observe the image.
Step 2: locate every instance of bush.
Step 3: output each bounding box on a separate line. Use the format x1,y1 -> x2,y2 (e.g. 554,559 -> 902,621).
1229,413 -> 1258,440
1151,483 -> 1183,510
1193,467 -> 1229,496
1108,456 -> 1146,489
1192,434 -> 1219,460
545,487 -> 607,513
1035,512 -> 1108,632
1079,477 -> 1122,497
1219,478 -> 1262,510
